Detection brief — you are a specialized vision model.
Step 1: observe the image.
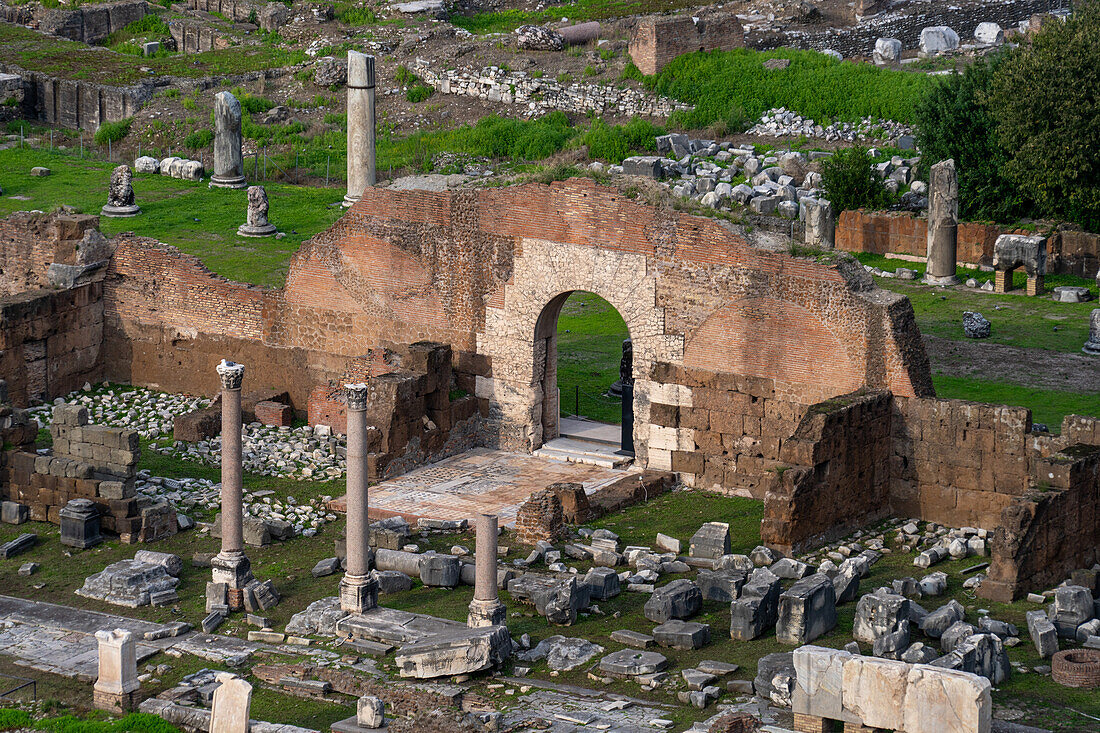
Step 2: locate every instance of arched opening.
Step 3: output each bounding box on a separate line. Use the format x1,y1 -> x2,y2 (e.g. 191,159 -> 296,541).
532,291 -> 634,463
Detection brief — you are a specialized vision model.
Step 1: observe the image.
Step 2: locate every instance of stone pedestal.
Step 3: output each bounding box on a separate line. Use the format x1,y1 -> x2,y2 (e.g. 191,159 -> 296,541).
340,383 -> 378,613
923,158 -> 959,286
210,92 -> 247,189
100,204 -> 141,218
468,513 -> 505,627
237,185 -> 277,237
60,498 -> 102,549
93,628 -> 138,712
344,51 -> 376,207
210,672 -> 252,733
213,360 -> 254,603
1084,309 -> 1100,355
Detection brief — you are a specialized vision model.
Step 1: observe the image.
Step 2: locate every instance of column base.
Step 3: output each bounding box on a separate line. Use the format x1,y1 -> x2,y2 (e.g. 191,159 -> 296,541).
340,574 -> 379,614
100,204 -> 141,218
209,175 -> 247,189
237,223 -> 277,237
342,193 -> 360,208
922,273 -> 960,287
1084,340 -> 1100,356
211,552 -> 254,591
467,598 -> 506,628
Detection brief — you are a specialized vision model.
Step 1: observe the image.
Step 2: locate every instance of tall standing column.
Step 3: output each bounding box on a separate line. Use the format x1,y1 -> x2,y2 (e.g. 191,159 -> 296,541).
924,158 -> 959,285
340,383 -> 378,614
467,513 -> 506,627
210,91 -> 247,189
211,359 -> 253,603
343,51 -> 376,208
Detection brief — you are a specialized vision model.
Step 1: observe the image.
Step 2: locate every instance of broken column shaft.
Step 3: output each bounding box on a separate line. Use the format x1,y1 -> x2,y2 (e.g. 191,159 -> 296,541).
924,158 -> 959,286
343,51 -> 376,208
467,513 -> 506,627
340,382 -> 378,614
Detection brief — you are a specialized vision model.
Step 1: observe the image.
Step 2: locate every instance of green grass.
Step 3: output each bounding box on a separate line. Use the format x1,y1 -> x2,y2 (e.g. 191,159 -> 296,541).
451,0 -> 700,34
932,375 -> 1100,429
590,489 -> 764,552
556,292 -> 629,424
0,147 -> 344,288
653,48 -> 933,129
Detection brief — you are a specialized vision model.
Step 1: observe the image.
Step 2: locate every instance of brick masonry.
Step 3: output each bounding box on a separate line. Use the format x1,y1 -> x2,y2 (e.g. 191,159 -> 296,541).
835,209 -> 1100,276
628,10 -> 745,76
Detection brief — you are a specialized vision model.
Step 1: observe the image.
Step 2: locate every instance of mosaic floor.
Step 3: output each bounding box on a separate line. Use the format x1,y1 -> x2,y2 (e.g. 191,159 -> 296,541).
332,448 -> 628,526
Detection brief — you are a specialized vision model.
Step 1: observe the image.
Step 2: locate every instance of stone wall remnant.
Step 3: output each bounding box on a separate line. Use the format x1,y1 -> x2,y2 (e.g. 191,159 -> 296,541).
629,11 -> 745,76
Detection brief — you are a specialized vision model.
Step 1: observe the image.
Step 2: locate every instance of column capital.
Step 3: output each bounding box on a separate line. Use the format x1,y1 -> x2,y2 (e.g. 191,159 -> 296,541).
216,359 -> 245,390
345,382 -> 370,411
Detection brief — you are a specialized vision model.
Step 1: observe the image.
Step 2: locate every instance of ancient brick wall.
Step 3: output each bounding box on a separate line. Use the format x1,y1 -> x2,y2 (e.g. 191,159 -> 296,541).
835,209 -> 1004,266
761,391 -> 894,553
1048,229 -> 1100,278
981,445 -> 1100,601
629,11 -> 745,76
0,211 -> 102,296
0,284 -> 104,406
186,0 -> 265,23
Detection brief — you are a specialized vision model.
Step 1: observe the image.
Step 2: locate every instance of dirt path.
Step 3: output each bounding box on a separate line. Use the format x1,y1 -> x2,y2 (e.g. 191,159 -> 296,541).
923,335 -> 1100,393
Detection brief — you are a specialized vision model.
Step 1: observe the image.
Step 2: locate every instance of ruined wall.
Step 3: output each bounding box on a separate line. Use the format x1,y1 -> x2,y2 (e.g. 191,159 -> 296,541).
186,0 -> 266,22
761,391 -> 893,554
169,20 -> 230,54
981,443 -> 1100,602
0,284 -> 105,406
3,65 -> 155,132
35,1 -> 149,44
0,211 -> 102,296
629,11 -> 745,76
836,209 -> 1100,277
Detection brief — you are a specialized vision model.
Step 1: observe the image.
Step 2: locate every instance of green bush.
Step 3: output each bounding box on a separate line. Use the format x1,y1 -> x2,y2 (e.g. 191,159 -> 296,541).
990,0 -> 1100,230
820,146 -> 892,212
619,62 -> 644,82
0,709 -> 32,730
183,128 -> 213,149
338,5 -> 376,25
914,54 -> 1020,222
115,14 -> 171,38
394,65 -> 417,87
583,117 -> 663,162
655,48 -> 931,130
406,83 -> 432,103
93,118 -> 132,144
583,65 -> 597,77
465,111 -> 573,160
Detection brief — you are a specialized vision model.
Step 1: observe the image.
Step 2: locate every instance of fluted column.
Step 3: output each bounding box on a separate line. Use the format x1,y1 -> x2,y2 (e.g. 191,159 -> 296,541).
339,383 -> 378,614
343,51 -> 376,207
467,513 -> 506,627
211,359 -> 253,598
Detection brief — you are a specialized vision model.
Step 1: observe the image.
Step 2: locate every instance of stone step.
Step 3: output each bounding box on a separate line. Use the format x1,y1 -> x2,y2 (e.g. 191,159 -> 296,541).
533,445 -> 630,469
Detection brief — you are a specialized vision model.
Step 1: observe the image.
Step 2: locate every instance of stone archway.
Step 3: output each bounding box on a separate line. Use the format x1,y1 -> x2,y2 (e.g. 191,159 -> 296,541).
477,237 -> 683,457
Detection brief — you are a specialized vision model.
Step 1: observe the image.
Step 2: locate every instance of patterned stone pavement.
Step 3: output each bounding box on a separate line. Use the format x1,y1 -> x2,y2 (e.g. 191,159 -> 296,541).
331,448 -> 628,526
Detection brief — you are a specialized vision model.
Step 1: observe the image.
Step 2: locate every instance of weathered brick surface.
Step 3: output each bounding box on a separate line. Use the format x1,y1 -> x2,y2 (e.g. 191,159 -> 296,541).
514,489 -> 565,545
629,11 -> 745,76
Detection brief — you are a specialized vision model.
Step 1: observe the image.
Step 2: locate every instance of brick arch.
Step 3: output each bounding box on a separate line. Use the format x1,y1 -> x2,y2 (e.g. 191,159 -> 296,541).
684,296 -> 864,403
477,237 -> 682,452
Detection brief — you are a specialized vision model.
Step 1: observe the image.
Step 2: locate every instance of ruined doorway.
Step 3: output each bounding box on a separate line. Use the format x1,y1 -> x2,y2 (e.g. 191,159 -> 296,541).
533,291 -> 634,461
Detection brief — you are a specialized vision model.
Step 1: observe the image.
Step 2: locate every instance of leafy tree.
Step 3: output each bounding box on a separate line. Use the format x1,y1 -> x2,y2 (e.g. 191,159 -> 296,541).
990,0 -> 1100,229
914,54 -> 1020,222
820,146 -> 891,212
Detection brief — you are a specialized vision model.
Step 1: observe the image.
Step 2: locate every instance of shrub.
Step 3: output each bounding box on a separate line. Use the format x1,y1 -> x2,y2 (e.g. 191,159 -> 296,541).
583,117 -> 663,163
989,0 -> 1100,230
93,118 -> 132,144
338,5 -> 377,25
583,65 -> 597,77
406,83 -> 432,103
0,709 -> 32,730
820,146 -> 891,212
183,128 -> 213,149
914,53 -> 1020,222
394,65 -> 417,86
619,62 -> 644,82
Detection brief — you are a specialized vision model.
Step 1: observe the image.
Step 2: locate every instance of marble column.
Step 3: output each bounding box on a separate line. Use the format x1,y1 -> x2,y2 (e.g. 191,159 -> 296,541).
339,383 -> 378,614
212,360 -> 253,602
1084,309 -> 1100,355
343,51 -> 376,207
210,672 -> 252,733
467,513 -> 506,627
924,158 -> 959,285
210,91 -> 247,189
93,628 -> 138,712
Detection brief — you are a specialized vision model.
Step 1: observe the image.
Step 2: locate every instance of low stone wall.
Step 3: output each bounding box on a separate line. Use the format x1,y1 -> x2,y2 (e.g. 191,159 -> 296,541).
36,0 -> 150,45
3,65 -> 155,132
169,19 -> 231,53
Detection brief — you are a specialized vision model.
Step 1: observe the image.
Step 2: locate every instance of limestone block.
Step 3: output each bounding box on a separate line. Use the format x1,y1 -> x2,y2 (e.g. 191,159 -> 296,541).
854,590 -> 909,644
394,625 -> 510,678
903,665 -> 991,733
357,695 -> 385,728
792,645 -> 853,721
776,573 -> 837,645
841,656 -> 908,730
697,569 -> 745,603
210,673 -> 251,733
643,579 -> 702,623
133,550 -> 183,577
689,522 -> 731,559
94,628 -> 138,697
873,38 -> 902,65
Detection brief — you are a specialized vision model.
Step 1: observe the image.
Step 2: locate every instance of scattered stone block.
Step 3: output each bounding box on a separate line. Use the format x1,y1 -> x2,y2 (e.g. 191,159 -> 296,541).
920,599 -> 965,639
60,498 -> 102,549
776,573 -> 837,645
133,550 -> 183,577
18,562 -> 38,576
644,579 -> 702,623
0,533 -> 36,559
655,533 -> 680,554
771,558 -> 812,579
202,612 -> 226,633
584,566 -> 621,600
419,554 -> 460,587
375,570 -> 414,595
77,559 -> 180,608
1051,585 -> 1095,638
610,629 -> 654,648
516,635 -> 604,671
248,631 -> 285,643
854,589 -> 909,644
653,620 -> 710,650
312,557 -> 341,577
599,649 -> 668,678
394,625 -> 510,678
730,569 -> 781,641
682,668 -> 717,690
689,522 -> 730,559
698,569 -> 745,603
1,501 -> 28,525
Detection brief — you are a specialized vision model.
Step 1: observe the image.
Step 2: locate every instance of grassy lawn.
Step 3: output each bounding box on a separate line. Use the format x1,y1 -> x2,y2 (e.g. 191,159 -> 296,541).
932,375 -> 1100,430
0,147 -> 345,288
555,292 -> 629,425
